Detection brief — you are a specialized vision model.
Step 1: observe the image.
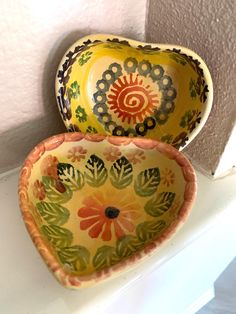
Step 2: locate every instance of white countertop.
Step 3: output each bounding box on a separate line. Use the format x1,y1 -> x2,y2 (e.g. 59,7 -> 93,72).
1,168 -> 236,314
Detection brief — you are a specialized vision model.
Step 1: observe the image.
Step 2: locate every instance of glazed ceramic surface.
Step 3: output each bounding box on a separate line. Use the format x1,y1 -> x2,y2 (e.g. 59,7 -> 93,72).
56,34 -> 213,150
19,133 -> 196,289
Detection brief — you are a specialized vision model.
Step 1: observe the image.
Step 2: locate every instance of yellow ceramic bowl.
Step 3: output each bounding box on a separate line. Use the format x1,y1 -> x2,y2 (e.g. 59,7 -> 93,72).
19,133 -> 196,289
55,34 -> 213,150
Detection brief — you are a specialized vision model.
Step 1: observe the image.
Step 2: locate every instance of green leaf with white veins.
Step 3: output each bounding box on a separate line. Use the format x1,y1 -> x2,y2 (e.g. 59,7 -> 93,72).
57,163 -> 84,191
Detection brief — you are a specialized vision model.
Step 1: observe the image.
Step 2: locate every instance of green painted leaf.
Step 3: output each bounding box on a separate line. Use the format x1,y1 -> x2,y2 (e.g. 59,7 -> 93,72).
75,105 -> 87,122
36,202 -> 70,225
58,245 -> 90,271
191,89 -> 197,98
85,154 -> 108,187
110,156 -> 133,189
93,246 -> 120,270
78,51 -> 93,66
134,168 -> 160,197
86,126 -> 98,134
116,235 -> 144,258
67,81 -> 80,100
41,225 -> 73,248
136,220 -> 166,242
42,176 -> 72,204
57,163 -> 84,191
144,192 -> 175,217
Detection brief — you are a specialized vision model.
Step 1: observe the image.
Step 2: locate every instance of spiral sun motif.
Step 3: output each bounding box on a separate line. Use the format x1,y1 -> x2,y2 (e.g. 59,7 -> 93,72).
93,58 -> 177,137
107,73 -> 159,124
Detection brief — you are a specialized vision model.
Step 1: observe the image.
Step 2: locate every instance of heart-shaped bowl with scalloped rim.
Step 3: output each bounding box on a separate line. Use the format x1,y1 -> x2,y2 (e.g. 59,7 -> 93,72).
19,133 -> 196,289
55,34 -> 213,150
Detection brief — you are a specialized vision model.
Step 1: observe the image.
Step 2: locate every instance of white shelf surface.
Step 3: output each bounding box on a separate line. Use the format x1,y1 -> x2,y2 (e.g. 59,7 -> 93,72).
1,169 -> 236,314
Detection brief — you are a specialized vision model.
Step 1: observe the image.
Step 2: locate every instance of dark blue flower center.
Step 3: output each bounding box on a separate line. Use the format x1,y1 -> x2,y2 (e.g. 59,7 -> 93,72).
105,206 -> 120,219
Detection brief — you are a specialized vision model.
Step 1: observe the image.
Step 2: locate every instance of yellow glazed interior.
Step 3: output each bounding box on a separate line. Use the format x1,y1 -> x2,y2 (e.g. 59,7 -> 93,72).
56,34 -> 213,150
20,134 -> 196,286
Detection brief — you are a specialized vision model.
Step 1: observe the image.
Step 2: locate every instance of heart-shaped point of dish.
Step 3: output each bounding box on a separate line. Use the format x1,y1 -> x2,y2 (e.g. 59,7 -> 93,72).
55,34 -> 213,150
19,133 -> 197,289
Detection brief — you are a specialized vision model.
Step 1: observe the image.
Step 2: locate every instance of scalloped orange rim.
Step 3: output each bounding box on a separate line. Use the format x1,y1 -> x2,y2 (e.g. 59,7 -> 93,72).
18,133 -> 197,289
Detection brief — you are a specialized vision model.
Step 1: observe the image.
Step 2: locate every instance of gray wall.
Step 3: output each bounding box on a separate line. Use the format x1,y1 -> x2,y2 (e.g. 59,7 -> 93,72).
146,0 -> 236,175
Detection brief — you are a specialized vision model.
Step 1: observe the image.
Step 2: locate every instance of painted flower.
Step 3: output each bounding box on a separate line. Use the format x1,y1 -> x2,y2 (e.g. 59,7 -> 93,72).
75,105 -> 87,123
107,73 -> 159,124
78,191 -> 141,241
32,180 -> 46,200
67,146 -> 87,162
103,146 -> 121,162
162,168 -> 175,187
67,81 -> 80,100
126,149 -> 145,164
40,155 -> 59,179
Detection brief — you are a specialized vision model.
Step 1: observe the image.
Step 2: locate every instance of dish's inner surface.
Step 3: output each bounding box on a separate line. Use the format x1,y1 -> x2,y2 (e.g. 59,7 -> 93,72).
28,140 -> 186,276
57,40 -> 209,149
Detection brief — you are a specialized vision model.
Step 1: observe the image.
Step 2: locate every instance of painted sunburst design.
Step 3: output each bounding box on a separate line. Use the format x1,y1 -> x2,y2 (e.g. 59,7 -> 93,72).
107,73 -> 160,124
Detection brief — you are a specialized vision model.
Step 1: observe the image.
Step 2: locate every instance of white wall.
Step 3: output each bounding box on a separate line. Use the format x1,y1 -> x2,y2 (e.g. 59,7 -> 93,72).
0,0 -> 147,173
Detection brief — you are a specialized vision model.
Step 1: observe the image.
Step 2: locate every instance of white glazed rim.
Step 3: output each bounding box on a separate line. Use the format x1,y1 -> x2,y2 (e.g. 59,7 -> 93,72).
55,33 -> 213,151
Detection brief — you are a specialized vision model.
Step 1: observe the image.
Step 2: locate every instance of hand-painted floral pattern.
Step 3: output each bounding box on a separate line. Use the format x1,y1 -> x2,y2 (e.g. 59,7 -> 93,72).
67,146 -> 87,162
75,105 -> 87,123
126,149 -> 145,164
20,133 -> 196,288
103,146 -> 121,162
67,81 -> 80,100
78,191 -> 141,241
161,168 -> 175,187
32,180 -> 46,200
56,36 -> 210,156
40,155 -> 59,179
93,58 -> 177,137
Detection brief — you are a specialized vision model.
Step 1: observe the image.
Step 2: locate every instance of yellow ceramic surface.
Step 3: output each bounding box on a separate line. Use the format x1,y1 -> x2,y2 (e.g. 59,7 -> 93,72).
55,34 -> 213,150
19,133 -> 196,289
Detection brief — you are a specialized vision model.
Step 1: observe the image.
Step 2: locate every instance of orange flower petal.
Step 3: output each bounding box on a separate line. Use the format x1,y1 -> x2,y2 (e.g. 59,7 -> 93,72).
83,197 -> 103,210
118,217 -> 135,232
88,220 -> 105,238
78,207 -> 101,218
113,220 -> 125,239
80,216 -> 101,230
101,221 -> 112,241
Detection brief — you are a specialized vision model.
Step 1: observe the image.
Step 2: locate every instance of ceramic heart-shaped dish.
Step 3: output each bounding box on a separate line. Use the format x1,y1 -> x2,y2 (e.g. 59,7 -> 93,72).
19,133 -> 196,289
55,34 -> 213,150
